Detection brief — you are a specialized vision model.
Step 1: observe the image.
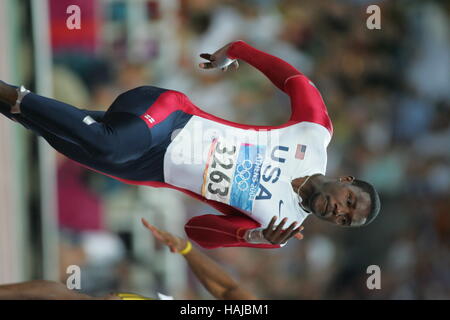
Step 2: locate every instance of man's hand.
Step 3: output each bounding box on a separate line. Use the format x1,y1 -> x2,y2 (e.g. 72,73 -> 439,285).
199,42 -> 240,72
0,81 -> 18,106
263,216 -> 304,245
141,218 -> 187,253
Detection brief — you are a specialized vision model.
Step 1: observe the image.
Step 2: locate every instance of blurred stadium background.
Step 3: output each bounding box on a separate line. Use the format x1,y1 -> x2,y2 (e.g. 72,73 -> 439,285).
0,0 -> 449,299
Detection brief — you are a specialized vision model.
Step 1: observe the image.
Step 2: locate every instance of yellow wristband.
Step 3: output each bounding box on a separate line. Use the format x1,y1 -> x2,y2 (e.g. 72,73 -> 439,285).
179,240 -> 192,255
117,293 -> 153,300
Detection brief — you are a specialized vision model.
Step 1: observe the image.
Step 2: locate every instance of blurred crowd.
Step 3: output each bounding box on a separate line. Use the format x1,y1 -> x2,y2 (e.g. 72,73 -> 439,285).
45,0 -> 449,299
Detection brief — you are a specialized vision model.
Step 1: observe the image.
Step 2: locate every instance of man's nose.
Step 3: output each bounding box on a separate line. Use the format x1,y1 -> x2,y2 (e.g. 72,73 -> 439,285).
334,202 -> 344,215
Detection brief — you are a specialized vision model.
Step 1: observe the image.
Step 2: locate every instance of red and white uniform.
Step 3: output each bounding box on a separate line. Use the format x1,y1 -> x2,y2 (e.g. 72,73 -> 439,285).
107,41 -> 333,249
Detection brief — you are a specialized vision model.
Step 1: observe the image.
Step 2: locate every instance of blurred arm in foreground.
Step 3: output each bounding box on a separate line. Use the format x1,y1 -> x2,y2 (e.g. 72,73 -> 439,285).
0,280 -> 119,300
142,218 -> 257,300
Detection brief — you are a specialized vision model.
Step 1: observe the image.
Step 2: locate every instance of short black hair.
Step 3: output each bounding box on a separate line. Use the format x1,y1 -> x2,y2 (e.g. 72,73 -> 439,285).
352,179 -> 381,226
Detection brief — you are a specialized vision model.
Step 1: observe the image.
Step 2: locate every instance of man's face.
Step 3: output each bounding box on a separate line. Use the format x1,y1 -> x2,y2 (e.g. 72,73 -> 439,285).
306,177 -> 371,227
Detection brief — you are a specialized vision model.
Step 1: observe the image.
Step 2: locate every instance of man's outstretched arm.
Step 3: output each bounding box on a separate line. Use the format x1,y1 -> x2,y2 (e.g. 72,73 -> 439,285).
226,41 -> 303,92
142,218 -> 256,300
199,41 -> 302,92
185,214 -> 303,249
199,41 -> 333,134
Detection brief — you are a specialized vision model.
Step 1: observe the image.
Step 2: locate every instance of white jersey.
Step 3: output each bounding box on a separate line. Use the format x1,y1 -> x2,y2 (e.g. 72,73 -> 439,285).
163,115 -> 331,227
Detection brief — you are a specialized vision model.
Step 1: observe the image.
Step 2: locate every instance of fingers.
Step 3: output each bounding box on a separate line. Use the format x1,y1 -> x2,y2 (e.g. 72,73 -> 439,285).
141,218 -> 159,235
141,218 -> 153,230
141,218 -> 167,242
265,217 -> 288,244
267,216 -> 277,231
264,216 -> 305,244
199,53 -> 216,69
199,62 -> 215,69
294,232 -> 304,240
274,218 -> 288,235
276,221 -> 299,244
264,216 -> 278,239
270,219 -> 292,243
199,53 -> 238,72
151,229 -> 165,243
141,218 -> 182,253
282,225 -> 304,242
200,53 -> 214,61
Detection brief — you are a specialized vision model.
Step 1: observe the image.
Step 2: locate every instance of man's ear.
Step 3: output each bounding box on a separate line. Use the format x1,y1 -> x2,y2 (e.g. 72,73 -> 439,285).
339,176 -> 355,183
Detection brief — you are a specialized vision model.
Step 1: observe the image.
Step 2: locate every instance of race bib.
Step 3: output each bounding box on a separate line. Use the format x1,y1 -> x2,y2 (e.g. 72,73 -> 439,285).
201,138 -> 265,212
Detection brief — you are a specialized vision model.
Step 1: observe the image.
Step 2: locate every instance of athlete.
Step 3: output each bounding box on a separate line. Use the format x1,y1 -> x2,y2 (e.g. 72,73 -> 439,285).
0,40 -> 380,249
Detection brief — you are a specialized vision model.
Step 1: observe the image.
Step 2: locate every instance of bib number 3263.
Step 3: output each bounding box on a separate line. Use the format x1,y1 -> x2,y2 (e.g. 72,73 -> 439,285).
202,138 -> 266,212
202,139 -> 237,203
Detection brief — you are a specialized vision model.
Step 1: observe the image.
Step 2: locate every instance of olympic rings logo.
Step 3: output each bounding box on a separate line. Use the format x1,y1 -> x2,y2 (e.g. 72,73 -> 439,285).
234,160 -> 253,191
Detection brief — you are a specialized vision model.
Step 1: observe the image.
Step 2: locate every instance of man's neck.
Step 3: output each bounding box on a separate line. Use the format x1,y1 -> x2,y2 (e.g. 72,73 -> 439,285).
291,174 -> 321,211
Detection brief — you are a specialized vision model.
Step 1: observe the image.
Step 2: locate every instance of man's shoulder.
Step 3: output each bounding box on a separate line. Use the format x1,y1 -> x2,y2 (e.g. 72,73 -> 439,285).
282,121 -> 332,147
285,75 -> 334,136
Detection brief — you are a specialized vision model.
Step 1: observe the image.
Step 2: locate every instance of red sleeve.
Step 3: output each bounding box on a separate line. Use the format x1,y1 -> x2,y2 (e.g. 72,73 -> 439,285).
185,214 -> 281,249
227,40 -> 301,92
169,185 -> 244,216
285,76 -> 333,135
227,40 -> 333,135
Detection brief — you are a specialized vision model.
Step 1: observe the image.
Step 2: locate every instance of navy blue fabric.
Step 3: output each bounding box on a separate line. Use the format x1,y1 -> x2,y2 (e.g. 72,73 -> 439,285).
106,86 -> 167,116
1,86 -> 192,182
